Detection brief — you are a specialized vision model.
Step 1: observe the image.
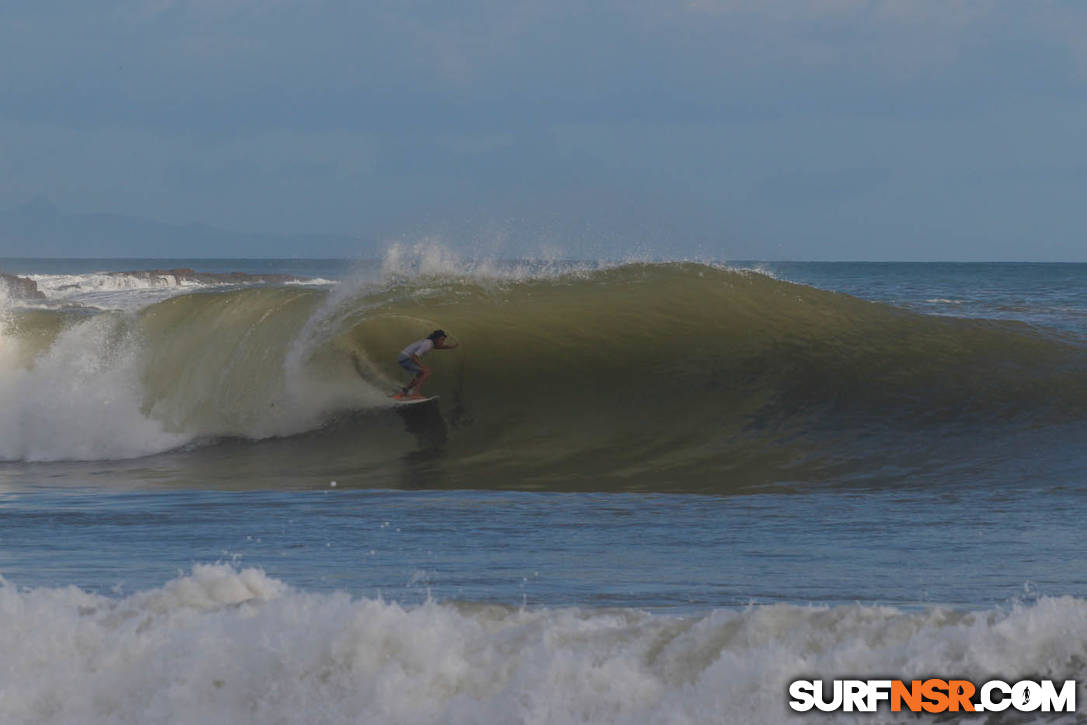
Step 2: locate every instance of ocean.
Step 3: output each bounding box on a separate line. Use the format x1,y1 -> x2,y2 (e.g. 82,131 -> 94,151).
0,251 -> 1084,724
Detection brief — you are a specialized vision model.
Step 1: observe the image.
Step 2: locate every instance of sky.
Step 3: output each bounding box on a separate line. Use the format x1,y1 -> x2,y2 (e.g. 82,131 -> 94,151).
2,0 -> 1087,260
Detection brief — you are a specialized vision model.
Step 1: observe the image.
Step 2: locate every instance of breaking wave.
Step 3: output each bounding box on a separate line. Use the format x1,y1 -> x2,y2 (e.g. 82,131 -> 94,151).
1,262 -> 1083,489
1,564 -> 1084,724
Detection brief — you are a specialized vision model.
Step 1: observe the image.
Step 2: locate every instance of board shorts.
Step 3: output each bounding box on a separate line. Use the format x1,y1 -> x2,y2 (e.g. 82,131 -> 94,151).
397,355 -> 423,375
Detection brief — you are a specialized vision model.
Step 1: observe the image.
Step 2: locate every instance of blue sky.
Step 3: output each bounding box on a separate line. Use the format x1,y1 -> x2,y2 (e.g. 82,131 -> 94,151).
2,0 -> 1086,260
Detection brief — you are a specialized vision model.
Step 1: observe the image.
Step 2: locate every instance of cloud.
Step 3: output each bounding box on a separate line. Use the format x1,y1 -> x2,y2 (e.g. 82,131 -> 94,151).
676,0 -> 998,76
3,0 -> 1087,259
3,0 -> 1086,137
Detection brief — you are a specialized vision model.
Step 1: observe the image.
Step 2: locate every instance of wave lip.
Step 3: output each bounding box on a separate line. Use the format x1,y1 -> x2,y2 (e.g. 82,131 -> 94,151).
16,268 -> 330,311
1,564 -> 1085,724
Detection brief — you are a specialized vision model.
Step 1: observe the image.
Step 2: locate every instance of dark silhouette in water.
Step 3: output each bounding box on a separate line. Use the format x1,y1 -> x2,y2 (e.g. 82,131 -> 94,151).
396,399 -> 448,452
395,401 -> 448,489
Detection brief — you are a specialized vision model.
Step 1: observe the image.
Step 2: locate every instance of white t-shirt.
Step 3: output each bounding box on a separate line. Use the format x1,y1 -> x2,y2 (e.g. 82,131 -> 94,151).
400,338 -> 434,358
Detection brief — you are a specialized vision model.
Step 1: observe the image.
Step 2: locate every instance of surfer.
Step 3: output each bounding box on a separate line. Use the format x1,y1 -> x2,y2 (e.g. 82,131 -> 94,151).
395,329 -> 458,399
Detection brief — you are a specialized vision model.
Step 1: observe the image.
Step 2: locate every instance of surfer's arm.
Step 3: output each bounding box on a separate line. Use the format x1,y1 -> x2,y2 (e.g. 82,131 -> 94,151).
435,340 -> 458,350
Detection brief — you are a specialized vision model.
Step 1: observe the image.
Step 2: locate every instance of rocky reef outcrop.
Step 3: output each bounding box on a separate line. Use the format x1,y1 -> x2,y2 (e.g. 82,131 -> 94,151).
0,272 -> 46,299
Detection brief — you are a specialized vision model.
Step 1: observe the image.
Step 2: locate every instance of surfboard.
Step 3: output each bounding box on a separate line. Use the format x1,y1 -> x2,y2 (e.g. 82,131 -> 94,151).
391,394 -> 439,406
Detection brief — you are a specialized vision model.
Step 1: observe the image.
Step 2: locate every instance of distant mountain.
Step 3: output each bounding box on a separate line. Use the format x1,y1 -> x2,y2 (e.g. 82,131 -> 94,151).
0,198 -> 368,257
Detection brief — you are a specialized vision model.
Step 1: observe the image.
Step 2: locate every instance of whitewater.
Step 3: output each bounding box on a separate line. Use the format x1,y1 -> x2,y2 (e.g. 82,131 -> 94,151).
0,251 -> 1084,723
3,562 -> 1085,725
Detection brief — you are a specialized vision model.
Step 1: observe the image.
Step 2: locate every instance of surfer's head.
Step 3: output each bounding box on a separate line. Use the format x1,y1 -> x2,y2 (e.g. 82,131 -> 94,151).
427,329 -> 447,342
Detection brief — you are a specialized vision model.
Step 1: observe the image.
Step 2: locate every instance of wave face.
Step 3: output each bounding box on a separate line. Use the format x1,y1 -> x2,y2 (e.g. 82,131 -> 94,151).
2,263 -> 1084,488
1,564 -> 1084,725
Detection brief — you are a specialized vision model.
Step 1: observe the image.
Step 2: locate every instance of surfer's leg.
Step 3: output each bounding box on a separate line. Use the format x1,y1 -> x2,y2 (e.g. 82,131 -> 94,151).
398,356 -> 424,394
413,366 -> 432,395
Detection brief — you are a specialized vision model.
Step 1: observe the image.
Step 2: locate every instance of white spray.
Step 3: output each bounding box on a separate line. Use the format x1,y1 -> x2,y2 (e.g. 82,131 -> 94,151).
0,303 -> 188,462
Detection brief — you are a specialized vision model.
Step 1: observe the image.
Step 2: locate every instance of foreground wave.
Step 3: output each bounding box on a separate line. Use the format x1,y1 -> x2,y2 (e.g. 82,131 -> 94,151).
1,563 -> 1084,724
2,263 -> 1084,489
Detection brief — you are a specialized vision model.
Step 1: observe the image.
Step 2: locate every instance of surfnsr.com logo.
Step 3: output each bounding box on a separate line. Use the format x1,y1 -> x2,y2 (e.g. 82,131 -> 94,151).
788,679 -> 1077,714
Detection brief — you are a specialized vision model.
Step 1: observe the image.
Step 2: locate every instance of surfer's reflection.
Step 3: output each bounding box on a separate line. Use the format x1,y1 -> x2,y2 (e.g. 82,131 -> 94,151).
395,402 -> 449,488
396,401 -> 448,449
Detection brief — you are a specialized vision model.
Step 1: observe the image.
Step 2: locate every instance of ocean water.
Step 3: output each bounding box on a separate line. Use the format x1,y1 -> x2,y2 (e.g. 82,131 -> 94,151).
0,251 -> 1084,724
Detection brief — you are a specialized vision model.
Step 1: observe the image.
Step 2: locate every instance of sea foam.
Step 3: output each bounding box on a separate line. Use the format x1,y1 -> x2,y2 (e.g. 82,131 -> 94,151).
0,309 -> 189,462
1,564 -> 1084,724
